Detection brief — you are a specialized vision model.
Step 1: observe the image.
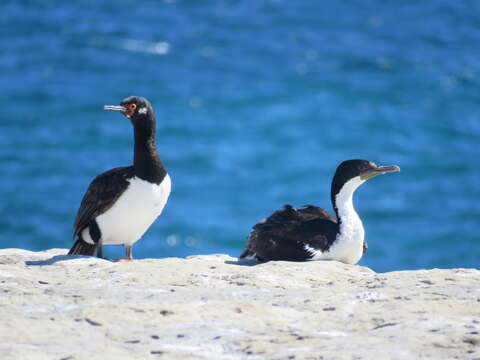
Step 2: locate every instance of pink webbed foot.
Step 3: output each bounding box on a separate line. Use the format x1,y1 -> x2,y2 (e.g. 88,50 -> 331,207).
115,245 -> 133,262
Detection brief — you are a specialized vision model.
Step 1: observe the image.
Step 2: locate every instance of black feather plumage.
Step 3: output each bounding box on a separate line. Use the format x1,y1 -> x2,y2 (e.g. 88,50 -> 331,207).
241,204 -> 341,261
68,166 -> 134,256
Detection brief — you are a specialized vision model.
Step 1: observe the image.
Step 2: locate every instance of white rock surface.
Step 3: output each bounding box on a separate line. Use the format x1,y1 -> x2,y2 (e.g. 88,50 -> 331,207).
0,248 -> 479,359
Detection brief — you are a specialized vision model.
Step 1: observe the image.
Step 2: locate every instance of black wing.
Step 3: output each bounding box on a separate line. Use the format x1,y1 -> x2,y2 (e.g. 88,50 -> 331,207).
297,204 -> 337,222
73,166 -> 135,236
242,205 -> 339,261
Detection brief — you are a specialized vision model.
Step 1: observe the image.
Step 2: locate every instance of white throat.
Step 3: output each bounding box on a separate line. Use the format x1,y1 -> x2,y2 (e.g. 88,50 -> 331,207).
328,176 -> 365,264
335,176 -> 364,222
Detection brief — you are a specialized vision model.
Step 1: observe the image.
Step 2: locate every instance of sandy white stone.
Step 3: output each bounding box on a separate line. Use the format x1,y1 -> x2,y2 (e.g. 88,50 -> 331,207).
0,248 -> 478,360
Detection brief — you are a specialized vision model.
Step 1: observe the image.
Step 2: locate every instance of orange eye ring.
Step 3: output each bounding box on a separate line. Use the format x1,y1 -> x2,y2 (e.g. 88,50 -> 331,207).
129,104 -> 137,111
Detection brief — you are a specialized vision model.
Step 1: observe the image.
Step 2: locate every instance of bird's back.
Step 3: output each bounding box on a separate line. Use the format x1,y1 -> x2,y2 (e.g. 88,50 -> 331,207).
74,166 -> 135,237
241,205 -> 338,261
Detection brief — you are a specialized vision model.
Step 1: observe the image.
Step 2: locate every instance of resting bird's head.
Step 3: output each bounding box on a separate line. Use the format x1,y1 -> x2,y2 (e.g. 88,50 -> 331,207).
331,159 -> 400,204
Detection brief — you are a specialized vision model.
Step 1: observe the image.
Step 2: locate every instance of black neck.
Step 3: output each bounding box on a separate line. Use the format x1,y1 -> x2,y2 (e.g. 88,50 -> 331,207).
331,180 -> 341,227
330,178 -> 360,230
133,124 -> 167,184
331,201 -> 343,232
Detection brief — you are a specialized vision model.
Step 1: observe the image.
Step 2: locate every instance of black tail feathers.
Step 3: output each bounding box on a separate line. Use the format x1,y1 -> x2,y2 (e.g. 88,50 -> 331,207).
239,248 -> 253,259
68,238 -> 97,256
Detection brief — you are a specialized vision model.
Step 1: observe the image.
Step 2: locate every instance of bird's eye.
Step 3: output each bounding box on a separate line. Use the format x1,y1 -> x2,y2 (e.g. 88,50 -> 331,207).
129,104 -> 137,111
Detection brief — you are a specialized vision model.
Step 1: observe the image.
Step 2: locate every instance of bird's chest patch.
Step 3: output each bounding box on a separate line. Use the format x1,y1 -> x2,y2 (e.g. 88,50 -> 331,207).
96,175 -> 171,245
329,214 -> 365,264
124,177 -> 169,210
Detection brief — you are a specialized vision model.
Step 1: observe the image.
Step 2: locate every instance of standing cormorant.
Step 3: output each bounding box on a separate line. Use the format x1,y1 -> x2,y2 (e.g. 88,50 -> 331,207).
68,96 -> 171,261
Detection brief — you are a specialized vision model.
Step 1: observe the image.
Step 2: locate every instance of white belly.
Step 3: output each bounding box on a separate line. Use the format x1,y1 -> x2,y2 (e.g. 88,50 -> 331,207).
304,176 -> 366,265
327,219 -> 365,264
304,219 -> 364,265
82,175 -> 171,246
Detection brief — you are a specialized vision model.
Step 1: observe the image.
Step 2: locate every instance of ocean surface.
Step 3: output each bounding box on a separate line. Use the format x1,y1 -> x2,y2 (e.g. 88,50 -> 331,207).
1,1 -> 479,272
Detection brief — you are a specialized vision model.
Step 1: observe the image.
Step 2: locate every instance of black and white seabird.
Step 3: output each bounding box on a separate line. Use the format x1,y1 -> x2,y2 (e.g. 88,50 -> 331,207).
68,96 -> 171,261
240,159 -> 399,265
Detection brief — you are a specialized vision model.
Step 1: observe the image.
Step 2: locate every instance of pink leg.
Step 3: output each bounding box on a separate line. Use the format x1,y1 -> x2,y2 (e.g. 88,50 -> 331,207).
116,245 -> 133,262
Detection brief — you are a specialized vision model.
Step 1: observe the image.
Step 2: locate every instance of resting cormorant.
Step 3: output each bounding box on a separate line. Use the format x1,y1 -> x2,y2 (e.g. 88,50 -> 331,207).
240,159 -> 399,264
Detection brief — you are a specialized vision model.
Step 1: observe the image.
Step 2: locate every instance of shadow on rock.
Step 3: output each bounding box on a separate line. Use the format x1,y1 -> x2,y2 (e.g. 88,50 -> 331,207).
26,255 -> 111,266
225,258 -> 261,267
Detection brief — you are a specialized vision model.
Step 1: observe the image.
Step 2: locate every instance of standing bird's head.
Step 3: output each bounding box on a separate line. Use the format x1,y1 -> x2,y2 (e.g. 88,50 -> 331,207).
104,96 -> 155,130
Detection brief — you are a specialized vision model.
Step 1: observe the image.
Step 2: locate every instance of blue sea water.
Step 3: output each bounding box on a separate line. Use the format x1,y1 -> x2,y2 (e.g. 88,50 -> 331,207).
1,1 -> 479,272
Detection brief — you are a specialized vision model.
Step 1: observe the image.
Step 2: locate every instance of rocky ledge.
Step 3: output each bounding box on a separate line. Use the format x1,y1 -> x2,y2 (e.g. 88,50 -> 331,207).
0,249 -> 479,360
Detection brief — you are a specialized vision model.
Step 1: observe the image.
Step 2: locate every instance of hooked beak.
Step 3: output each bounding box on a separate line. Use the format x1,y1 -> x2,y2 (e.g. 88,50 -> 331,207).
104,105 -> 127,114
360,165 -> 400,181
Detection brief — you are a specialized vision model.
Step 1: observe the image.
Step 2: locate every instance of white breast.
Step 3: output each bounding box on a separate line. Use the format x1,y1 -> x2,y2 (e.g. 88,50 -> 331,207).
305,177 -> 365,265
83,175 -> 171,246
